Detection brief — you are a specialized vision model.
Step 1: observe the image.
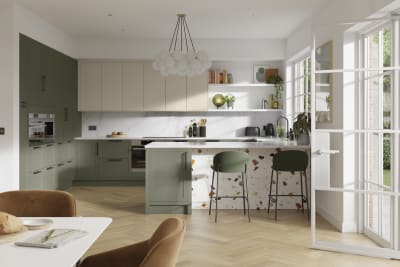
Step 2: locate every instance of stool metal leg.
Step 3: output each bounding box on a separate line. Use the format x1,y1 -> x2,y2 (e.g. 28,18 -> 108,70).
304,170 -> 310,220
300,172 -> 304,214
267,170 -> 274,214
215,171 -> 219,223
209,170 -> 215,216
275,172 -> 279,221
241,172 -> 246,216
244,172 -> 250,222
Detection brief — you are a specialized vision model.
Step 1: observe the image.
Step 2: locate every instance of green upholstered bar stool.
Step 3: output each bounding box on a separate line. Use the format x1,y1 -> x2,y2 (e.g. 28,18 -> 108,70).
208,151 -> 250,223
268,150 -> 309,221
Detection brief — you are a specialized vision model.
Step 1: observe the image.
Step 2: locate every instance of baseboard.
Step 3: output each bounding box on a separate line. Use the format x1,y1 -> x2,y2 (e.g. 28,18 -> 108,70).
316,205 -> 342,231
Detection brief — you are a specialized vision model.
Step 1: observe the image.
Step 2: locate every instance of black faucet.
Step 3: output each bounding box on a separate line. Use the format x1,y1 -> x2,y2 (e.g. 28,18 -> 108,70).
276,116 -> 289,138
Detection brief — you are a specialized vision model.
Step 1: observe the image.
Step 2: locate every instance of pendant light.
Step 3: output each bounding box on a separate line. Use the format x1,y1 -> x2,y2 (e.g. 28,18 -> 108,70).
153,14 -> 211,77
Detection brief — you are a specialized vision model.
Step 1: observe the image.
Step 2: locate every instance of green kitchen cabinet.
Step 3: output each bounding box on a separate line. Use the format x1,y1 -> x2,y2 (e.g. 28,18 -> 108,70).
98,140 -> 130,158
146,149 -> 192,214
75,141 -> 98,180
19,34 -> 80,191
98,158 -> 130,178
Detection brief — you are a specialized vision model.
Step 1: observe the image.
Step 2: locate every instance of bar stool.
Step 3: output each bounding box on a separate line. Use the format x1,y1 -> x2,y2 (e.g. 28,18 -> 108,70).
208,151 -> 250,223
267,150 -> 309,220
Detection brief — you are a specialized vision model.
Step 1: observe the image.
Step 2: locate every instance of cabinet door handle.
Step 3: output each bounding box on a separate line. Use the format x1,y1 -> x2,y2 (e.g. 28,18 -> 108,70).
41,75 -> 47,92
108,158 -> 123,162
33,146 -> 41,150
184,152 -> 187,171
96,143 -> 99,156
46,144 -> 54,147
33,171 -> 42,175
57,163 -> 64,167
46,166 -> 54,170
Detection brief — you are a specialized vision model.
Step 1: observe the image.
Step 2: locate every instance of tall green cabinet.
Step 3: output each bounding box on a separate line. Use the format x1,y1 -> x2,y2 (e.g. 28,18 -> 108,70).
19,34 -> 81,190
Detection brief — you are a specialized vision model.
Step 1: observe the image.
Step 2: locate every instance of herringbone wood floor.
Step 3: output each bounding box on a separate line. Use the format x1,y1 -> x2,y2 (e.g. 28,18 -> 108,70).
68,186 -> 400,267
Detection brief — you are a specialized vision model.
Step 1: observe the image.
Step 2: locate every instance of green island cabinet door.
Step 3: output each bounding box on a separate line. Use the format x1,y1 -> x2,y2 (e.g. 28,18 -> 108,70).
146,149 -> 192,214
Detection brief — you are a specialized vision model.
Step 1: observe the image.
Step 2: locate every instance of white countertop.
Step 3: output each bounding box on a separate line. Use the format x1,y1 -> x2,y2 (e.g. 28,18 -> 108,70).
145,141 -> 309,149
74,136 -> 279,141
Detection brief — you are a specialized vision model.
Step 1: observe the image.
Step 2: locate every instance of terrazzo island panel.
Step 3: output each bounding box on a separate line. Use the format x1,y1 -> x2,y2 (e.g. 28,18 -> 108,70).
191,147 -> 310,210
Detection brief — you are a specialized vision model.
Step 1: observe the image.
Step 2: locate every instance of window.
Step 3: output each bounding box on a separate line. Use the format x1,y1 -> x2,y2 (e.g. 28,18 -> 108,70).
362,24 -> 393,245
291,56 -> 311,121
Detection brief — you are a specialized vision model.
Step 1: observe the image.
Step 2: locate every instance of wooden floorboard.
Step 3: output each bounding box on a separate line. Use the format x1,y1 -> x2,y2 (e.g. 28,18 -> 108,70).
68,186 -> 400,267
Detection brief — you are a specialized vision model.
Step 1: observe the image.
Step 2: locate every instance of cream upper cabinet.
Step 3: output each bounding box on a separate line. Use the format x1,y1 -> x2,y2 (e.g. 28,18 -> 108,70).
187,71 -> 208,111
78,62 -> 102,111
122,63 -> 144,111
166,75 -> 187,111
143,63 -> 165,111
102,63 -> 122,111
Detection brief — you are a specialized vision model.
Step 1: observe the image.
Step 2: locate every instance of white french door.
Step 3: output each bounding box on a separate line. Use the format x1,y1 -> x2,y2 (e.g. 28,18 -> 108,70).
310,18 -> 400,258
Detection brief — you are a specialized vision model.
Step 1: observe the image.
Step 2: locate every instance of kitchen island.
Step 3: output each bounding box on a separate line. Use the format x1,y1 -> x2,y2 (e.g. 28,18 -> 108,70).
145,141 -> 310,214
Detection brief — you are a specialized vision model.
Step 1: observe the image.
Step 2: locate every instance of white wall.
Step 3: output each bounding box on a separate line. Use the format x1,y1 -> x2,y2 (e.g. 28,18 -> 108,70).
75,38 -> 286,61
286,0 -> 396,231
0,3 -> 19,192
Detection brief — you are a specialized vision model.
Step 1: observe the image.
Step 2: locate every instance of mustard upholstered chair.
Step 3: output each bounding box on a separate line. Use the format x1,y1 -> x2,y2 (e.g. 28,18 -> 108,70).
80,218 -> 186,267
0,190 -> 76,217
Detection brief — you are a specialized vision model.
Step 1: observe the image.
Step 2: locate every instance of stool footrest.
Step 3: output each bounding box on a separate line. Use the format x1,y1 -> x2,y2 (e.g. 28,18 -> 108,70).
211,196 -> 247,199
269,194 -> 305,197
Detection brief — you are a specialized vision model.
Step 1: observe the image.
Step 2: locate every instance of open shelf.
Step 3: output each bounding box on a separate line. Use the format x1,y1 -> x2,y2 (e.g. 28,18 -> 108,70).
207,109 -> 282,112
208,83 -> 275,89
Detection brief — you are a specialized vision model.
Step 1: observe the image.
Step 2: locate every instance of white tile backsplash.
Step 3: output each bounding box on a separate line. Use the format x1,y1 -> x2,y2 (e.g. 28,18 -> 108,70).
81,112 -> 282,138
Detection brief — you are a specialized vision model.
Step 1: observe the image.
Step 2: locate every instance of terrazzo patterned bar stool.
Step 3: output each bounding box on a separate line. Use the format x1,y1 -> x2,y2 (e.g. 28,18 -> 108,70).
267,150 -> 309,221
208,151 -> 250,223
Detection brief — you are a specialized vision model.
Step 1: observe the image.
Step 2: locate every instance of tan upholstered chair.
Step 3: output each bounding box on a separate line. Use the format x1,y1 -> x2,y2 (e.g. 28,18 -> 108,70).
0,190 -> 76,217
80,218 -> 186,267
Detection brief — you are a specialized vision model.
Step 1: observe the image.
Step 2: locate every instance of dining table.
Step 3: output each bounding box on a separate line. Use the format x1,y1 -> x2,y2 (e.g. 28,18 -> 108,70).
0,217 -> 112,267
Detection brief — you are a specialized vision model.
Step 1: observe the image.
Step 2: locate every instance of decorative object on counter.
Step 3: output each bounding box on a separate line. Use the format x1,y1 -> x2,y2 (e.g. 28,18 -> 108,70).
199,118 -> 207,137
212,94 -> 226,109
106,131 -> 126,138
276,126 -> 285,138
188,126 -> 193,137
263,123 -> 276,137
289,128 -> 295,141
152,14 -> 211,77
293,112 -> 311,145
267,74 -> 284,109
276,116 -> 289,139
227,73 -> 233,83
224,94 -> 235,109
192,122 -> 198,137
253,65 -> 268,83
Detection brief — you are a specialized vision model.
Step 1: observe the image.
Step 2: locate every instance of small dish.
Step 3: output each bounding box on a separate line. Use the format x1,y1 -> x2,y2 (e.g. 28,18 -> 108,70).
22,219 -> 53,230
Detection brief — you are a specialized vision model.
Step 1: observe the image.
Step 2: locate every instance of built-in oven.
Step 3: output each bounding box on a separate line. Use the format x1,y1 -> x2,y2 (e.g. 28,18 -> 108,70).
28,113 -> 55,146
131,140 -> 151,170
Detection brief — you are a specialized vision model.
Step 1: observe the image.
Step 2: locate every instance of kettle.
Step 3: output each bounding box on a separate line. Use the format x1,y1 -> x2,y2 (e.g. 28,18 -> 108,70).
263,123 -> 276,137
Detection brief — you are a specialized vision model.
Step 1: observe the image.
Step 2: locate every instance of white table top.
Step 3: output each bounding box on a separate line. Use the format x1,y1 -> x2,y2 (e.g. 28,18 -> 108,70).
0,217 -> 112,267
145,141 -> 310,150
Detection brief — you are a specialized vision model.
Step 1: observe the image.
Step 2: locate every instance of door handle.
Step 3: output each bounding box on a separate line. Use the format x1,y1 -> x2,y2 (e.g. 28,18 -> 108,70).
313,149 -> 340,155
184,152 -> 187,171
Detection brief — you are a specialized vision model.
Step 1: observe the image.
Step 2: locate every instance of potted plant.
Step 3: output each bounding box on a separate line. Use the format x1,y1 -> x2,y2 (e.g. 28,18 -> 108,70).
293,112 -> 311,145
225,95 -> 236,109
266,74 -> 283,108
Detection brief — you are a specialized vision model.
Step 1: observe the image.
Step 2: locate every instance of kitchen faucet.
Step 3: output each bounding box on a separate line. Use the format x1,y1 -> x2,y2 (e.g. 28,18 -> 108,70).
276,116 -> 289,138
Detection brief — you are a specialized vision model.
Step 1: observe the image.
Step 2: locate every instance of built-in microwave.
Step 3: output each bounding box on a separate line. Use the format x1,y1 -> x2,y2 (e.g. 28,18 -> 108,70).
28,113 -> 55,145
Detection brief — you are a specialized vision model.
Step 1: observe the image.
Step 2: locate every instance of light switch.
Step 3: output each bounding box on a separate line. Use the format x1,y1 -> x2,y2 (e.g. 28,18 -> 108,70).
88,125 -> 97,131
0,127 -> 4,135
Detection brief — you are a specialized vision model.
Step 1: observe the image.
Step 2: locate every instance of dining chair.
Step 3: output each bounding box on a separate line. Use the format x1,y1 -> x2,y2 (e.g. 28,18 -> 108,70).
267,150 -> 309,220
0,190 -> 76,217
209,151 -> 250,223
79,217 -> 186,267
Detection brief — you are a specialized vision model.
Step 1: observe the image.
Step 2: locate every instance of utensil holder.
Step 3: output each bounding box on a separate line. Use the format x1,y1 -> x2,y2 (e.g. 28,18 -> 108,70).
199,126 -> 206,137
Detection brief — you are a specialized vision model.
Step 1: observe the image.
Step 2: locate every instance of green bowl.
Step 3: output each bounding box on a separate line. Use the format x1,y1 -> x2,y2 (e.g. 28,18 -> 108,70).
212,94 -> 226,108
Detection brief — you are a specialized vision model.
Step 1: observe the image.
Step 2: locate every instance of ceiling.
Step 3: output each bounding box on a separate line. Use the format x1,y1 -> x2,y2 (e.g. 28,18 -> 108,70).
13,0 -> 330,39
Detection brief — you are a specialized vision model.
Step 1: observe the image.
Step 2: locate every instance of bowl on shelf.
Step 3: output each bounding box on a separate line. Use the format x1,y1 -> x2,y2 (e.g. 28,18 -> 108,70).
212,94 -> 225,109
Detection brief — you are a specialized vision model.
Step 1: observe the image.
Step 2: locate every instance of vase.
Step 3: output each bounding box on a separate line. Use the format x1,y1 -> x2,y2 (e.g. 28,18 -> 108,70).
227,101 -> 234,109
296,133 -> 310,145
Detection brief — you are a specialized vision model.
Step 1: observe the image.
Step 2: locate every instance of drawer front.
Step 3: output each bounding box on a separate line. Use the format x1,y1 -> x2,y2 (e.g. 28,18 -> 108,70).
28,145 -> 44,172
98,158 -> 130,178
98,141 -> 130,158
